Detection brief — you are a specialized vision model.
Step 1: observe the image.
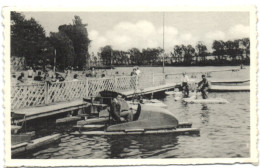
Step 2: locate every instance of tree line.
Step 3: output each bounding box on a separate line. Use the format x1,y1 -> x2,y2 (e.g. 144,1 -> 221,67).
100,38 -> 250,66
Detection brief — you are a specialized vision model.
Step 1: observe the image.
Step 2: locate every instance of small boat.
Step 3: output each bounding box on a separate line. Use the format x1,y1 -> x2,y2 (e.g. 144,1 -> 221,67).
210,79 -> 249,85
183,97 -> 229,104
127,99 -> 167,109
209,85 -> 250,92
165,91 -> 182,95
71,91 -> 200,136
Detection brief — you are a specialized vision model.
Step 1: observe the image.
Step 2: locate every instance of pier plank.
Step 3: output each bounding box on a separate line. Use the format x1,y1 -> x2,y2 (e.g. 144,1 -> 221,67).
13,99 -> 89,122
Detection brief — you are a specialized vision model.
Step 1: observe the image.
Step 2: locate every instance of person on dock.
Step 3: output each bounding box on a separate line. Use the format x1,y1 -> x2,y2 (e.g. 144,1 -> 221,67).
73,74 -> 78,81
17,72 -> 25,83
34,71 -> 43,81
27,67 -> 34,84
136,66 -> 141,76
131,68 -> 137,76
181,73 -> 189,97
197,74 -> 210,99
91,67 -> 96,77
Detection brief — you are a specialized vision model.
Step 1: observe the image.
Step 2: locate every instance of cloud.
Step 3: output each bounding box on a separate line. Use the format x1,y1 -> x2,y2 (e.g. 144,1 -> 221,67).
228,24 -> 250,39
89,22 -> 249,54
89,20 -> 197,54
205,30 -> 226,41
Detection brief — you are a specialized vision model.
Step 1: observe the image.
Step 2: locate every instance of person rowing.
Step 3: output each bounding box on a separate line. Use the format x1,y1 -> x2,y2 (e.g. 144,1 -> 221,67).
197,74 -> 210,99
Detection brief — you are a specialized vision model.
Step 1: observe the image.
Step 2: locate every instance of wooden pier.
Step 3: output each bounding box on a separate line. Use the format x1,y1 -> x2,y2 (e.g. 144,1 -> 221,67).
11,73 -> 177,121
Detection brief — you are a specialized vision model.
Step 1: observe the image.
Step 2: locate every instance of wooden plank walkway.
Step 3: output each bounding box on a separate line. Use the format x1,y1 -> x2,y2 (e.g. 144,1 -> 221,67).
122,83 -> 176,97
13,99 -> 89,122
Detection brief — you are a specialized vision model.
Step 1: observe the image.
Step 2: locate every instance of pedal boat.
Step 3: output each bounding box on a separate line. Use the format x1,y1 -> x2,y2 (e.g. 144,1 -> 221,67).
71,91 -> 200,136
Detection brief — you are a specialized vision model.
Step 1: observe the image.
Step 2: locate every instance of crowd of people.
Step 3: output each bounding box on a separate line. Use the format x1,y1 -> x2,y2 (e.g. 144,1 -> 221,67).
11,66 -> 143,86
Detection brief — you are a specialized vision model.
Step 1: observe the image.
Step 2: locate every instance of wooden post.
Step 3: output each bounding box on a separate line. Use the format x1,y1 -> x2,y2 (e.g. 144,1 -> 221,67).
44,82 -> 49,104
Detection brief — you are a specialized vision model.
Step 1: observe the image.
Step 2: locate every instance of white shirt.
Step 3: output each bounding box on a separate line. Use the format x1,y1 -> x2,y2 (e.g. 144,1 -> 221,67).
136,69 -> 141,76
28,69 -> 33,76
181,75 -> 189,83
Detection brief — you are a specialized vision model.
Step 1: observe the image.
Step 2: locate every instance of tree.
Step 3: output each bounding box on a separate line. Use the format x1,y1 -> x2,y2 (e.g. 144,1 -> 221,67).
225,40 -> 237,60
49,32 -> 75,70
196,41 -> 208,62
212,40 -> 225,61
100,45 -> 113,65
11,12 -> 47,67
58,16 -> 91,69
129,48 -> 142,65
171,45 -> 183,63
142,48 -> 163,65
241,38 -> 250,60
184,45 -> 195,64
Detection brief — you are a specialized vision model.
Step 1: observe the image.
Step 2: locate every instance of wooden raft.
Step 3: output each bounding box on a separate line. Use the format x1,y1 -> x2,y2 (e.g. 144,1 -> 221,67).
209,85 -> 250,92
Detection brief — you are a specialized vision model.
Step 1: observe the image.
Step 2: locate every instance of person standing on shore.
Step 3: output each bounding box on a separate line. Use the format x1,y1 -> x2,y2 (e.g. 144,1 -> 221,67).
197,74 -> 210,99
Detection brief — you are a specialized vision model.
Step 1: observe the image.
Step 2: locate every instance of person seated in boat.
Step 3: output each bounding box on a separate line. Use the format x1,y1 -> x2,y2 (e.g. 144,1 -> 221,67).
197,74 -> 210,99
110,95 -> 133,124
181,72 -> 190,97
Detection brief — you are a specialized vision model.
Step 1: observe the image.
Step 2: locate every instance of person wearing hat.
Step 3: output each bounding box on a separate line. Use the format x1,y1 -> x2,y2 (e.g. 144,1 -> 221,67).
197,74 -> 210,99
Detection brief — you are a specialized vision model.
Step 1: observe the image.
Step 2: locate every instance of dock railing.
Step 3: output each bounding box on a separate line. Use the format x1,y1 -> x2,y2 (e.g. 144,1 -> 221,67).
11,73 -> 169,110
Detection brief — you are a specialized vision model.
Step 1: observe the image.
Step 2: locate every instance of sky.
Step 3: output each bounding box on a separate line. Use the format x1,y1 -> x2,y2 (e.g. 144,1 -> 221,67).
22,12 -> 250,54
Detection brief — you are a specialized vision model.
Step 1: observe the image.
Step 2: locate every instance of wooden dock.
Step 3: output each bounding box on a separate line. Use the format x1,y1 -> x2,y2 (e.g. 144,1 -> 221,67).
122,83 -> 176,97
12,83 -> 176,121
13,99 -> 89,122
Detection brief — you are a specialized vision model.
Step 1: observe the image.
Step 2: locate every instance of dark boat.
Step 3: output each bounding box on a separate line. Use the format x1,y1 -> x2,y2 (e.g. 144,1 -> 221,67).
71,91 -> 200,136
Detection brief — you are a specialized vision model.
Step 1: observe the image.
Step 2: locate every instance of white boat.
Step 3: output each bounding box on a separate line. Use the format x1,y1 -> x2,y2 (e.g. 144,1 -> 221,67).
165,91 -> 182,95
183,97 -> 229,104
209,85 -> 250,92
127,99 -> 167,109
71,91 -> 200,136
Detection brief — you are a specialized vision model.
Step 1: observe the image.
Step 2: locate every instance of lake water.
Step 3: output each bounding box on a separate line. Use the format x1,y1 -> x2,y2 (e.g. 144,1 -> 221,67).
15,66 -> 250,159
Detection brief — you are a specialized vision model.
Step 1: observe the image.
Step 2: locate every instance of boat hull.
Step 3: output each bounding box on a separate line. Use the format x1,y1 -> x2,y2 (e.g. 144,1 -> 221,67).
107,105 -> 178,132
71,128 -> 200,136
